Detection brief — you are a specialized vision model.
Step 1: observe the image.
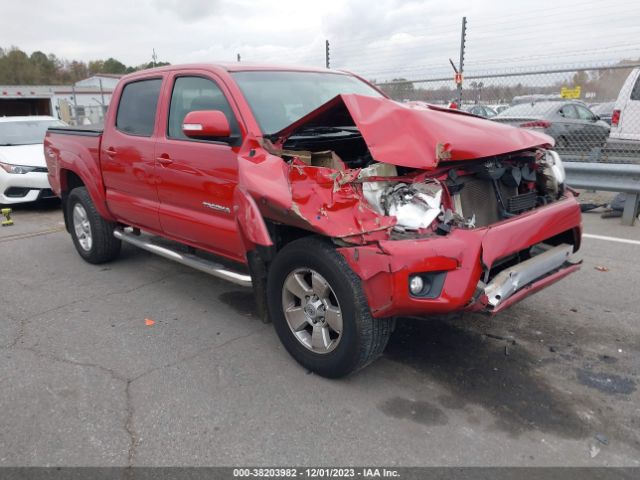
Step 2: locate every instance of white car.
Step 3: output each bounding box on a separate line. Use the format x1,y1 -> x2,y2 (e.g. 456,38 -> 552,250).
0,116 -> 66,204
610,67 -> 640,142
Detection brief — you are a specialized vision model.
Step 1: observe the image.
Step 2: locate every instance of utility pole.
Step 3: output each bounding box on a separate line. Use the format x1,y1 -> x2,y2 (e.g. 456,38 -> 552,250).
457,16 -> 467,106
152,48 -> 157,68
325,40 -> 330,69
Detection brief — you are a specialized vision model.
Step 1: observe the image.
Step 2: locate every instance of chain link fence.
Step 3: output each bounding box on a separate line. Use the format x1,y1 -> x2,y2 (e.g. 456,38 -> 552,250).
374,64 -> 640,164
57,99 -> 107,127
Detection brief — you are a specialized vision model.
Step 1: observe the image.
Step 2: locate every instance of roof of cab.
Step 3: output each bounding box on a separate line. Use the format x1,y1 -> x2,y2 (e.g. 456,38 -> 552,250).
121,62 -> 349,80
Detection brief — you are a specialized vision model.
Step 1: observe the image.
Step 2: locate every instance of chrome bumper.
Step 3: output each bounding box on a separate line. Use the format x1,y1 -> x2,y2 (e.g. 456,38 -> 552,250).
483,243 -> 574,309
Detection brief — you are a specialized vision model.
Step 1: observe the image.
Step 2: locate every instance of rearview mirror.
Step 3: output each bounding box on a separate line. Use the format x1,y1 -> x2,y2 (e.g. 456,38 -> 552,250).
182,110 -> 231,139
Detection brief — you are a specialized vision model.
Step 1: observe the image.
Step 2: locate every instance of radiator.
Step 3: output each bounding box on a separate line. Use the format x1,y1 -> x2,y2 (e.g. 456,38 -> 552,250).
456,177 -> 518,227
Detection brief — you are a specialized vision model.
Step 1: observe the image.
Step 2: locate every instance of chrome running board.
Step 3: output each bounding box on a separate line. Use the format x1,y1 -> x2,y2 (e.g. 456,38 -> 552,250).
114,229 -> 252,288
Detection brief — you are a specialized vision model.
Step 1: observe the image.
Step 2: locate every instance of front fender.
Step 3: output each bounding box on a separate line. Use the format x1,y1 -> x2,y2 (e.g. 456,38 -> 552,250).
233,186 -> 273,249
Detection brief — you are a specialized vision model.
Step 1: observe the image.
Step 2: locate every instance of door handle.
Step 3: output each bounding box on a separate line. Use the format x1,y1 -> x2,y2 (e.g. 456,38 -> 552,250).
105,147 -> 117,156
156,154 -> 173,166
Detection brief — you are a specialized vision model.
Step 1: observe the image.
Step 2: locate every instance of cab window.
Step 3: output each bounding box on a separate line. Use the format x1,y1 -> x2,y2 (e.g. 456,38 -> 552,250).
167,76 -> 240,141
116,79 -> 162,136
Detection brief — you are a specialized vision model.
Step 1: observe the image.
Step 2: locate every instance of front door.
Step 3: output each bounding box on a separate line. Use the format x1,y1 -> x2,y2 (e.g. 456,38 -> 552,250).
154,73 -> 245,263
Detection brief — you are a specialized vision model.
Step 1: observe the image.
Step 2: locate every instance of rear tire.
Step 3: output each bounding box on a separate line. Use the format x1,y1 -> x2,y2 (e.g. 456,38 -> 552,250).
67,187 -> 121,264
267,237 -> 392,378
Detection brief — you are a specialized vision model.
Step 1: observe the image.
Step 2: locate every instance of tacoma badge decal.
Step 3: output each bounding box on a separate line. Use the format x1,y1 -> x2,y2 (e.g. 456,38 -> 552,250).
202,202 -> 231,213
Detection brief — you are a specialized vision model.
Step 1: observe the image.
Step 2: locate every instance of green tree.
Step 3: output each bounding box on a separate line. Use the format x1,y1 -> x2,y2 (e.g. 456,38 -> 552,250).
0,46 -> 170,84
101,57 -> 127,74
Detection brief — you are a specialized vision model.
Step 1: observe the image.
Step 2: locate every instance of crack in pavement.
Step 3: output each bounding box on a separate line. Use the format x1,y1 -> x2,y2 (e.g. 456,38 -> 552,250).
128,330 -> 261,384
0,273 -> 181,351
8,328 -> 262,467
0,226 -> 66,244
3,263 -> 264,467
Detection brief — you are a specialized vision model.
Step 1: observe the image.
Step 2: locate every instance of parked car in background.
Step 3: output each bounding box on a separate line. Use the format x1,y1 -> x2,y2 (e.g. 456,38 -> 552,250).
511,94 -> 562,105
493,100 -> 610,150
462,104 -> 498,118
610,68 -> 640,142
589,101 -> 616,125
0,116 -> 65,204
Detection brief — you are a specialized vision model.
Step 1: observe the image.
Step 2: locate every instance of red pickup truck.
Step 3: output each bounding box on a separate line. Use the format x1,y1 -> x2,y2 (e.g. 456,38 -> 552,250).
45,63 -> 582,377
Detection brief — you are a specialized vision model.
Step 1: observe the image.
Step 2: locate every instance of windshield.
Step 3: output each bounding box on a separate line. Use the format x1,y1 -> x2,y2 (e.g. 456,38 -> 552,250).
232,71 -> 383,135
497,102 -> 559,118
0,119 -> 65,146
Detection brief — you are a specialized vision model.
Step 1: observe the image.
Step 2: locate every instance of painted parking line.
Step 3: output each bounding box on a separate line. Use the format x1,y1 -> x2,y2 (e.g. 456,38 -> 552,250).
583,233 -> 640,246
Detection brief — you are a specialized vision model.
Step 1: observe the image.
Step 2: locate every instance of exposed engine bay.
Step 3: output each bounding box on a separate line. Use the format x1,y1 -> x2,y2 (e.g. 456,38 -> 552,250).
258,94 -> 567,244
276,131 -> 566,238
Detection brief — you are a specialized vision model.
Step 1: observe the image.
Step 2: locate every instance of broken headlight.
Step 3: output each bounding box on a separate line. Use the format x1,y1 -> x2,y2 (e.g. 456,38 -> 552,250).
538,150 -> 566,198
547,150 -> 566,186
363,179 -> 443,230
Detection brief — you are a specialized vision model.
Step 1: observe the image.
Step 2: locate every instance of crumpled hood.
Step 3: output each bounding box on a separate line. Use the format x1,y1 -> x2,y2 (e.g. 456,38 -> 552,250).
274,94 -> 554,169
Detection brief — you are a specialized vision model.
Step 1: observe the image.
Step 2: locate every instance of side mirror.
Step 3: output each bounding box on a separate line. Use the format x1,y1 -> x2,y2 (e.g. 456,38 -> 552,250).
182,110 -> 231,139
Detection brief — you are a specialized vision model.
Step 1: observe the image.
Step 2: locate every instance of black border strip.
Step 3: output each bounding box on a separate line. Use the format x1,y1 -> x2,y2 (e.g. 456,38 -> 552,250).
47,127 -> 103,137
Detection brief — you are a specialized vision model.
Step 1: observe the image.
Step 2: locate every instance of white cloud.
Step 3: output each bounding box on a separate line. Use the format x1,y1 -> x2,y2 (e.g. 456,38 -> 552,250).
151,0 -> 221,22
1,0 -> 639,81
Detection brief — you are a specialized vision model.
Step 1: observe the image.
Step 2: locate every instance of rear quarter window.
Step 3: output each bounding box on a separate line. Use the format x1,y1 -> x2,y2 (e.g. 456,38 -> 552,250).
116,79 -> 163,136
631,74 -> 640,101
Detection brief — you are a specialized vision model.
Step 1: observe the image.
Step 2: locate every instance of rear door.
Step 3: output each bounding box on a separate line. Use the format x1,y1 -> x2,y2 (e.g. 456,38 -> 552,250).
556,104 -> 584,149
154,71 -> 245,262
575,104 -> 609,148
101,77 -> 163,231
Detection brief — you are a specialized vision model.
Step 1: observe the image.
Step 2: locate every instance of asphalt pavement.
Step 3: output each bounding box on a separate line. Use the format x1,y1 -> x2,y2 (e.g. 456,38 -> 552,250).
1,200 -> 638,466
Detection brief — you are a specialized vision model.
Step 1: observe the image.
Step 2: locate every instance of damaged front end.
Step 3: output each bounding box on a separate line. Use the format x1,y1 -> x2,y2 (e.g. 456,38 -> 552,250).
242,93 -> 581,316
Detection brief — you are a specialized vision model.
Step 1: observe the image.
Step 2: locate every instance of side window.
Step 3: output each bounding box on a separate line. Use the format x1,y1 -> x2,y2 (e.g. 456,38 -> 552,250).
167,76 -> 240,140
631,74 -> 640,101
576,106 -> 595,121
116,79 -> 162,136
560,105 -> 578,119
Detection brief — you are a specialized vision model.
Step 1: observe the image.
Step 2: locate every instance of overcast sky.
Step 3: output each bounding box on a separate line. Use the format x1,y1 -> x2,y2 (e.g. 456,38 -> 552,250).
2,0 -> 640,80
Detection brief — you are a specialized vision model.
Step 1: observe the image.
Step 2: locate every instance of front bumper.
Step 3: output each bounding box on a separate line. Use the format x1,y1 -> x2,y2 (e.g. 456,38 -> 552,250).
0,170 -> 52,204
338,194 -> 582,318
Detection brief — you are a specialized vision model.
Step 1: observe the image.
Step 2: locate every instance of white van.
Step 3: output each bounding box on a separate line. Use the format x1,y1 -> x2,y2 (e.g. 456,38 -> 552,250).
610,68 -> 640,142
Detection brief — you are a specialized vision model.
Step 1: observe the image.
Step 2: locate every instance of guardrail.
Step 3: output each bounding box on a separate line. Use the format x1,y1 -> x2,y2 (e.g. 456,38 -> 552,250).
564,161 -> 640,226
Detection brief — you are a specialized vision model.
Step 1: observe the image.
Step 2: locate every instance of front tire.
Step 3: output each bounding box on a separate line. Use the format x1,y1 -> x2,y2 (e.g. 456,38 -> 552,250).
267,237 -> 392,378
67,187 -> 121,264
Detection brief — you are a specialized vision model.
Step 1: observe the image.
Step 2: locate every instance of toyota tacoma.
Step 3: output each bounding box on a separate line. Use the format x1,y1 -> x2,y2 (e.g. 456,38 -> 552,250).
44,64 -> 582,377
